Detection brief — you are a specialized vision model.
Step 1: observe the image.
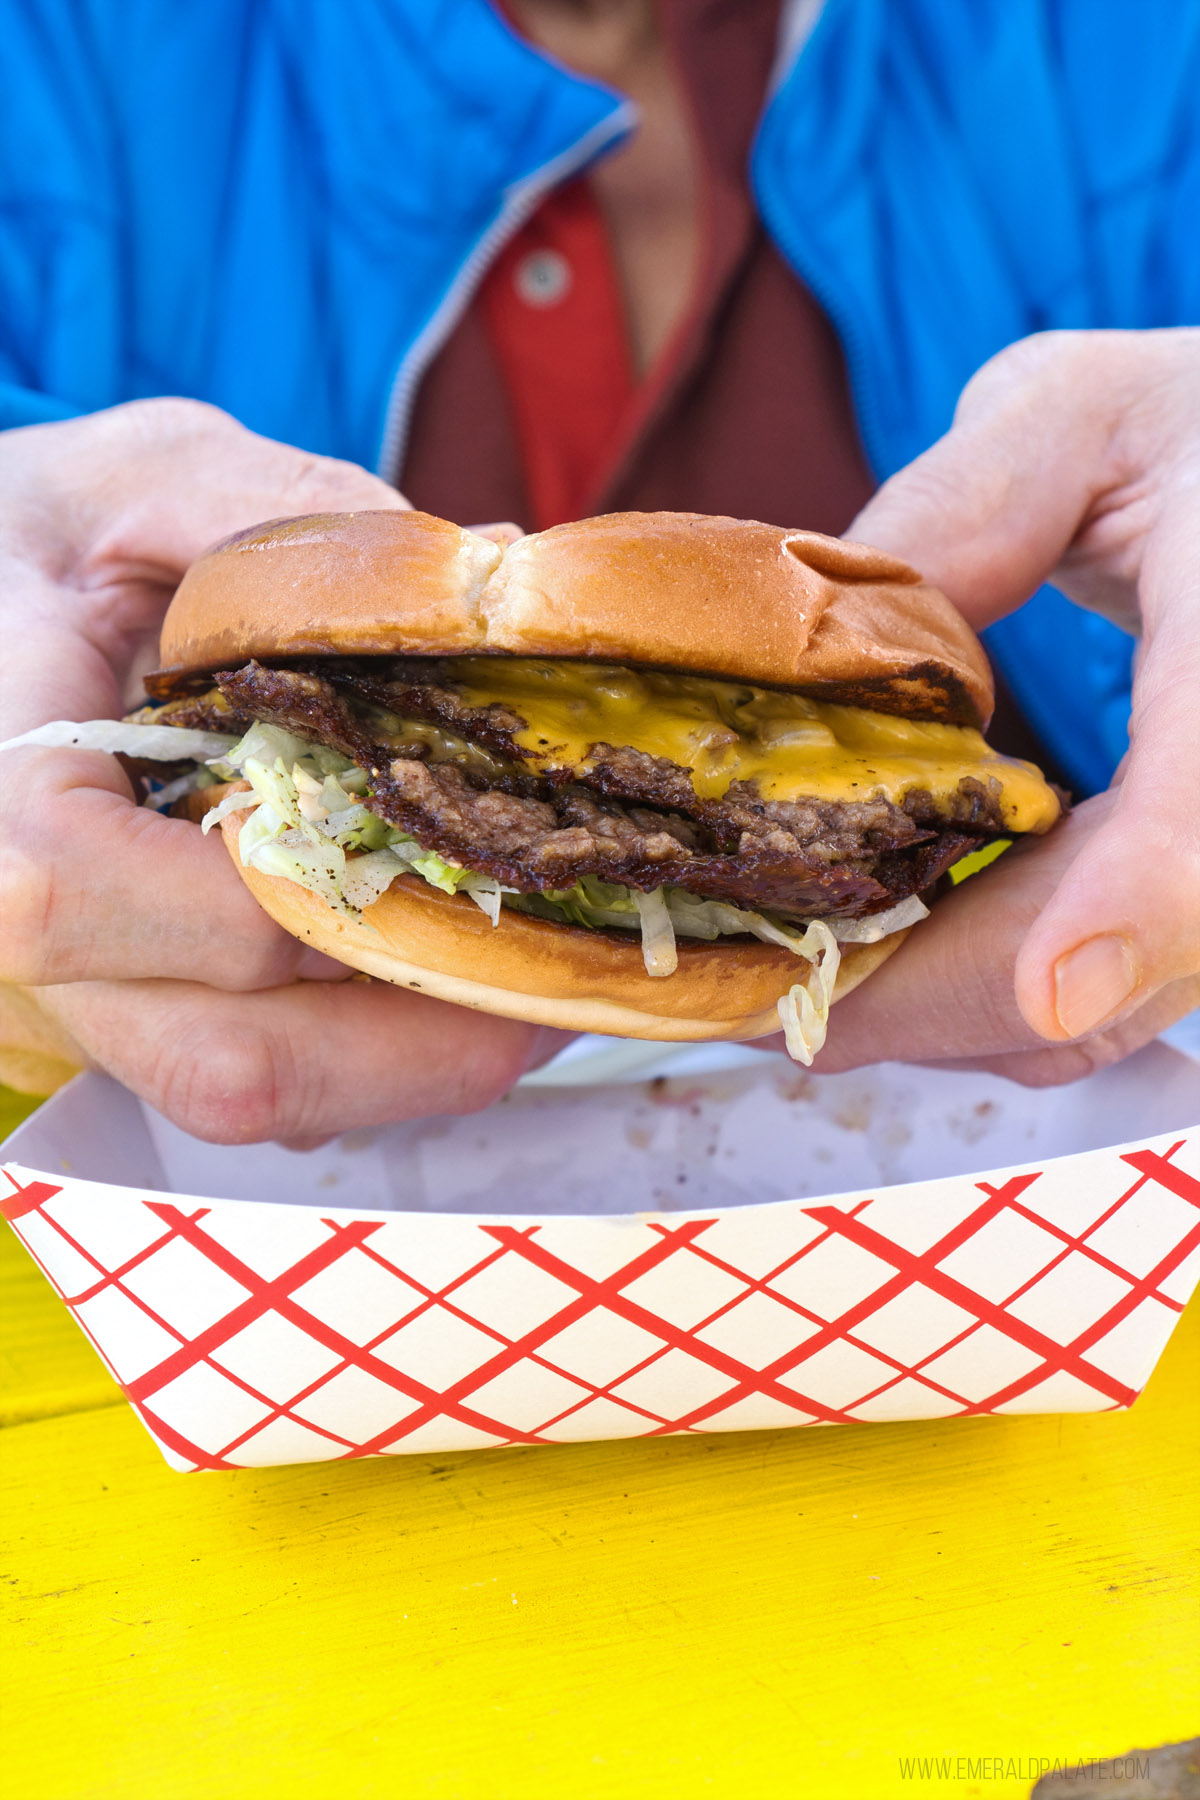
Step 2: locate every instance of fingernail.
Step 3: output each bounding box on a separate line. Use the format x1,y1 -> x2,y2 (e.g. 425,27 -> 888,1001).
1053,935 -> 1139,1037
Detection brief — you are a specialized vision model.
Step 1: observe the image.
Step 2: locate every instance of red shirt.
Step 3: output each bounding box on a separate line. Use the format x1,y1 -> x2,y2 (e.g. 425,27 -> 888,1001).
478,177 -> 637,531
402,0 -> 874,540
400,0 -> 1058,773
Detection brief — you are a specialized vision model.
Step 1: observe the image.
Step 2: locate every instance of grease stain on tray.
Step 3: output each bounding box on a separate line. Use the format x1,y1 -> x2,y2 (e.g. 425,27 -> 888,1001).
772,1070 -> 816,1104
832,1093 -> 875,1134
360,1063 -> 1010,1215
117,1038 -> 1200,1219
946,1100 -> 1002,1145
339,1128 -> 380,1154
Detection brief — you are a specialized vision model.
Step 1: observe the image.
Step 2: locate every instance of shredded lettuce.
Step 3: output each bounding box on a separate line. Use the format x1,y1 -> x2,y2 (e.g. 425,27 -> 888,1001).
828,893 -> 929,941
508,876 -> 640,932
242,755 -> 307,832
770,904 -> 927,1065
463,874 -> 504,925
209,722 -> 309,776
777,921 -> 841,1067
141,769 -> 212,811
340,847 -> 410,911
401,843 -> 467,895
0,719 -> 239,761
198,786 -> 255,834
201,724 -> 499,924
237,799 -> 288,869
505,880 -> 911,987
12,710 -> 925,1065
633,886 -> 678,977
249,832 -> 350,912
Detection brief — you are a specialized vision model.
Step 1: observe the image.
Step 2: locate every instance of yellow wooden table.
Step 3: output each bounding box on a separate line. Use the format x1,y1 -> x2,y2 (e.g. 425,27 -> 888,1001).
2,1084 -> 1197,1800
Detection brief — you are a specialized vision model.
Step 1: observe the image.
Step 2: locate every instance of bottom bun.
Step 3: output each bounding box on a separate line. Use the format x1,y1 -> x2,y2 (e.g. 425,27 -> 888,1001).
219,808 -> 906,1041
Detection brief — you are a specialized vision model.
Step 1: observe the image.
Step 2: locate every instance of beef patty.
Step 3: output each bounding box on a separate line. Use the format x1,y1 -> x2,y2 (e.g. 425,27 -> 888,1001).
167,659 -> 1006,920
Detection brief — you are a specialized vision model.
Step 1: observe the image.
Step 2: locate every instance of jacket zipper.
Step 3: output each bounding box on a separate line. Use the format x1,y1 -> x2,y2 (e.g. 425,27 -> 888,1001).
753,0 -> 886,479
756,185 -> 883,479
376,103 -> 636,487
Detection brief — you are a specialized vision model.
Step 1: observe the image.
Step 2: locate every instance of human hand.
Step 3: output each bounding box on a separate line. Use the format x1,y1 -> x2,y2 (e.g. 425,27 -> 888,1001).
817,328 -> 1200,1083
0,400 -> 560,1139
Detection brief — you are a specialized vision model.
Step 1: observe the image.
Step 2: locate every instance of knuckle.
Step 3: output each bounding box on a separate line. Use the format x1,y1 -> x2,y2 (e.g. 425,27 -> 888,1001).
995,328 -> 1084,380
880,438 -> 1015,536
116,394 -> 234,447
1001,1032 -> 1126,1089
438,1024 -> 533,1116
0,845 -> 59,984
286,450 -> 394,516
1070,1029 -> 1127,1075
206,923 -> 303,994
155,1020 -> 287,1144
999,1047 -> 1096,1089
959,330 -> 1086,420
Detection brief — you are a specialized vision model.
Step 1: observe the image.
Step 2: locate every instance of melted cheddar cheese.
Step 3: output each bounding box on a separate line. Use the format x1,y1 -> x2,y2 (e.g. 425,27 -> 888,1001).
451,658 -> 1060,833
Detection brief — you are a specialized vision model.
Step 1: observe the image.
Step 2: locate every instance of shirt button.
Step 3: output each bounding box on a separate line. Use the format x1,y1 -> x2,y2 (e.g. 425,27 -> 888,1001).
513,248 -> 572,308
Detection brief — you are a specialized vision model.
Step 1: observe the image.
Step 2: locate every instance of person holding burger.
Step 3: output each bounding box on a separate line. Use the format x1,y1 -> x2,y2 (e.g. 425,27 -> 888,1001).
0,0 -> 1198,1142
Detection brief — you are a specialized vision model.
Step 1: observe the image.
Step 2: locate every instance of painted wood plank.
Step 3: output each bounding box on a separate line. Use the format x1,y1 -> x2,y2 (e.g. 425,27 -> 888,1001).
2,1300 -> 1196,1800
0,1219 -> 122,1427
0,1085 -> 42,1141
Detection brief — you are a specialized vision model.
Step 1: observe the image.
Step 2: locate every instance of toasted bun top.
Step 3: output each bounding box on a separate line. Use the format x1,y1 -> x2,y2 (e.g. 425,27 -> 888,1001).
158,509 -> 993,727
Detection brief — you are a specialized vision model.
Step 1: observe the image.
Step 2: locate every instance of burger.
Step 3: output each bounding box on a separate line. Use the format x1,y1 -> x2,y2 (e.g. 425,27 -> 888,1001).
10,510 -> 1063,1063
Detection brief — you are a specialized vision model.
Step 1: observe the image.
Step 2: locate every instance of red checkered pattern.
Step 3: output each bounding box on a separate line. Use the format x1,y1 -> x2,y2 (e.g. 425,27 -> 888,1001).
5,1133 -> 1199,1471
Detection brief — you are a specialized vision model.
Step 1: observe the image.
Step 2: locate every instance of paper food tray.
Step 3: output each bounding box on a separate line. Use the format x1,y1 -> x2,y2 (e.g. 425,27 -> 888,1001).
4,1040 -> 1199,1472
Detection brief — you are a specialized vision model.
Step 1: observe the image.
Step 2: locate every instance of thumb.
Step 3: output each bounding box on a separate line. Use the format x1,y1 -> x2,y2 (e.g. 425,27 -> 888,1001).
852,334 -> 1200,1047
1013,484 -> 1200,1041
55,398 -> 411,579
847,334 -> 1111,628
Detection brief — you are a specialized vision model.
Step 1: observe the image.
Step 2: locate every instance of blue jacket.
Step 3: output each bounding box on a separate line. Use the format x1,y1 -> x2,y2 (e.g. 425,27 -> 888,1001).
3,0 -> 1199,794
